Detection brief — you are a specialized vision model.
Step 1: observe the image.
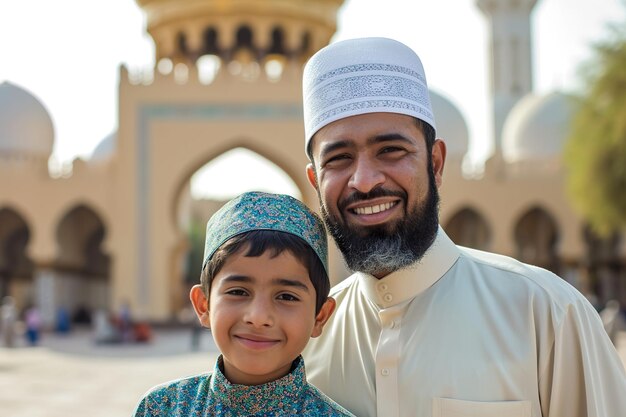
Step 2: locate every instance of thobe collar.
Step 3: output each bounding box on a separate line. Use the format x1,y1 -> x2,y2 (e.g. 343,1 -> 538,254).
210,355 -> 307,414
358,226 -> 460,309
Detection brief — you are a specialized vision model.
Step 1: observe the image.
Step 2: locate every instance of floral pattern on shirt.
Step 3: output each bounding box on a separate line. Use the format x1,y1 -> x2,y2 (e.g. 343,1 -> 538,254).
133,355 -> 353,416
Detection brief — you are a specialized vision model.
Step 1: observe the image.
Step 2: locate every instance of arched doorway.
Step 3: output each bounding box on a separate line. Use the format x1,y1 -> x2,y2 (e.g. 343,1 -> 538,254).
0,207 -> 34,308
514,207 -> 560,274
49,204 -> 110,326
172,147 -> 302,315
444,207 -> 491,250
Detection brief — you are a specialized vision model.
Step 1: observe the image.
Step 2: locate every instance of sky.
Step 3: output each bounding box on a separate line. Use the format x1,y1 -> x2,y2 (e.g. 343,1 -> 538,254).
1,0 -> 625,198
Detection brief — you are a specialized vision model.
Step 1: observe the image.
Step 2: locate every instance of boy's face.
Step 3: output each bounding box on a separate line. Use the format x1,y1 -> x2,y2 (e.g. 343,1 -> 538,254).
190,247 -> 334,386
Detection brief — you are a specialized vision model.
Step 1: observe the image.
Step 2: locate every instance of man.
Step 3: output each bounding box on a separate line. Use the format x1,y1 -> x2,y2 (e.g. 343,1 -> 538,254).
301,37 -> 626,417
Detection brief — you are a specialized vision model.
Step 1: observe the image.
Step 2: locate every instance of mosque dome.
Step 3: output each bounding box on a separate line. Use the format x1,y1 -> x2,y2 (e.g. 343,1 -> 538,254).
90,131 -> 116,163
502,91 -> 575,163
0,81 -> 54,158
430,90 -> 469,157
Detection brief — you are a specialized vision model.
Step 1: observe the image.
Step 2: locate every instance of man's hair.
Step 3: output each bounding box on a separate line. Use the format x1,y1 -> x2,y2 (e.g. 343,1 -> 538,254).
308,117 -> 436,164
415,119 -> 436,155
200,230 -> 330,314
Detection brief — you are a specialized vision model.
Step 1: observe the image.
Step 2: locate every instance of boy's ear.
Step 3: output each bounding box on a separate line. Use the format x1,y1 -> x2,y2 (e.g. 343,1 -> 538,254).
306,163 -> 318,189
189,284 -> 211,329
310,297 -> 336,338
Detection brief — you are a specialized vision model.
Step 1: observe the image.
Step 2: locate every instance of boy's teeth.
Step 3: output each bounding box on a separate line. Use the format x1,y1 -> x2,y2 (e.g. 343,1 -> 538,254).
354,202 -> 395,215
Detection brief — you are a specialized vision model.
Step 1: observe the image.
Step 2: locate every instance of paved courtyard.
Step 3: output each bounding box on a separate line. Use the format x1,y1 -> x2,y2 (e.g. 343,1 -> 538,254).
1,328 -> 626,416
0,327 -> 219,417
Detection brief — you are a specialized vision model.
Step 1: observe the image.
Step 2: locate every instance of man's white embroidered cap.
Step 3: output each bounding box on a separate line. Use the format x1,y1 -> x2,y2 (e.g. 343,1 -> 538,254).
303,37 -> 436,156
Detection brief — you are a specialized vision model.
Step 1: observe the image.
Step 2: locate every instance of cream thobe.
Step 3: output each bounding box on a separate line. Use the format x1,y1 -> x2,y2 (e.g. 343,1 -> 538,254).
303,228 -> 626,417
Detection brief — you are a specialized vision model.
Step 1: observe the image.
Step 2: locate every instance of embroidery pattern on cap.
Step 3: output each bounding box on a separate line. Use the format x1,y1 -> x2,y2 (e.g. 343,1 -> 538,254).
313,64 -> 427,85
203,192 -> 328,273
312,99 -> 434,134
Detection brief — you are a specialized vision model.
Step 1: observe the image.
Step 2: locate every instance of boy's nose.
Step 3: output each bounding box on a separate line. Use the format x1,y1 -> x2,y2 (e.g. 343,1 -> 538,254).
243,298 -> 274,328
348,157 -> 385,194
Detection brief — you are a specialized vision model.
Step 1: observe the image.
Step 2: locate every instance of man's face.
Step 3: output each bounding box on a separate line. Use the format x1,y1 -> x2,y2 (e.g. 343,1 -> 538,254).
306,113 -> 446,278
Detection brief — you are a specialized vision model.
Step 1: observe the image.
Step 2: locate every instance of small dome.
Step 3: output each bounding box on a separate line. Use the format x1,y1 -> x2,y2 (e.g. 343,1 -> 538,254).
90,131 -> 116,163
0,81 -> 55,157
502,92 -> 575,162
430,90 -> 469,157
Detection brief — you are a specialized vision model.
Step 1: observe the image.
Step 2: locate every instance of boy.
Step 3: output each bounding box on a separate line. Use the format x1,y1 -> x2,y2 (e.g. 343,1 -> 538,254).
134,191 -> 353,416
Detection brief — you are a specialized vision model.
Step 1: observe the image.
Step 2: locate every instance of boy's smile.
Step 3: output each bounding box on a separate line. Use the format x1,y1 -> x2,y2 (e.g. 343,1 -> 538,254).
234,332 -> 281,349
194,247 -> 332,386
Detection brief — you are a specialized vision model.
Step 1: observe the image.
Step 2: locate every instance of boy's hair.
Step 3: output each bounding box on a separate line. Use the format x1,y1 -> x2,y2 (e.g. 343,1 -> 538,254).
201,230 -> 330,314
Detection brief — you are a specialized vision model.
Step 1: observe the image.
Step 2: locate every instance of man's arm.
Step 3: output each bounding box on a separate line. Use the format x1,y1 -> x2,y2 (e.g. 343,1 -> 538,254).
539,298 -> 626,416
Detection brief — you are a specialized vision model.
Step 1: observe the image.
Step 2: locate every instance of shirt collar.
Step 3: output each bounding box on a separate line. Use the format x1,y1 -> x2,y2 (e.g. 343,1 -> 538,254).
210,355 -> 307,413
358,226 -> 460,309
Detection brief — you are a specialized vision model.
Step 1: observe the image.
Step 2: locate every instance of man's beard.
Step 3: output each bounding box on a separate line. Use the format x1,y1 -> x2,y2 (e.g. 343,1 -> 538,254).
319,164 -> 440,277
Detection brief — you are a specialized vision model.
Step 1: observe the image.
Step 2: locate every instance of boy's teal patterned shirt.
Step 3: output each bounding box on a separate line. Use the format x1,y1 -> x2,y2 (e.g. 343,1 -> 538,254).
133,355 -> 353,416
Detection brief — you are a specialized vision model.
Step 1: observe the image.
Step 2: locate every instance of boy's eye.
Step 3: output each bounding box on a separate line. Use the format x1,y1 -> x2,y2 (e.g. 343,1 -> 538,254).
225,288 -> 248,296
276,293 -> 300,302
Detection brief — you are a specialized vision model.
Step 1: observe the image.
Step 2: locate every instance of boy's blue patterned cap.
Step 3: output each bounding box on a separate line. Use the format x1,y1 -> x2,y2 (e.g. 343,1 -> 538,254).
203,192 -> 328,273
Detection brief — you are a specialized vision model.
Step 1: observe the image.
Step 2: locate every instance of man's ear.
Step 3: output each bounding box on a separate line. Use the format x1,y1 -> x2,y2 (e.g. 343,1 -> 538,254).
431,139 -> 447,188
306,163 -> 318,189
310,297 -> 336,338
189,284 -> 210,329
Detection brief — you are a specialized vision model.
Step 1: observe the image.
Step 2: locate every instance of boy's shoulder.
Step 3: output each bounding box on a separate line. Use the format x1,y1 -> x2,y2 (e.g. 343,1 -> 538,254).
133,372 -> 212,416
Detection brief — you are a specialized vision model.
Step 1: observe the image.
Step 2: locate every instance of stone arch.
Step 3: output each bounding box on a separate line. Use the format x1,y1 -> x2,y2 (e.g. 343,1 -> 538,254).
49,203 -> 111,323
170,140 -> 308,231
514,206 -> 560,274
168,143 -> 305,313
444,206 -> 491,250
0,206 -> 34,305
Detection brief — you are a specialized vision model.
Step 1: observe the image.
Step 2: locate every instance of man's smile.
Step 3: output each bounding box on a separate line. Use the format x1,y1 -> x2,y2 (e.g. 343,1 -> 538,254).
350,201 -> 398,215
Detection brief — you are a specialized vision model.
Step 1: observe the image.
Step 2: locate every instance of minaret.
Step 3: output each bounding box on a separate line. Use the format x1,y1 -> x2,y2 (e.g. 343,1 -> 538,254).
476,0 -> 538,161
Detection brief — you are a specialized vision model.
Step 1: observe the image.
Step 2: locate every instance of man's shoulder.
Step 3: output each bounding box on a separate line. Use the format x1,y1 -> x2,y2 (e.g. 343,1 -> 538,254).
456,245 -> 588,307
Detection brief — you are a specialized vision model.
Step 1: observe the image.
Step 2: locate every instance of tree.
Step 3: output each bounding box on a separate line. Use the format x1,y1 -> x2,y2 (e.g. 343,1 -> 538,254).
564,23 -> 626,237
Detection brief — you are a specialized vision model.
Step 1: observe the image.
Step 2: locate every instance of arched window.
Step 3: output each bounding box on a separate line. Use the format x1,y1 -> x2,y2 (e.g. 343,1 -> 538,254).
444,207 -> 491,250
267,27 -> 286,55
514,207 -> 560,273
202,27 -> 220,56
235,26 -> 254,50
0,207 -> 33,299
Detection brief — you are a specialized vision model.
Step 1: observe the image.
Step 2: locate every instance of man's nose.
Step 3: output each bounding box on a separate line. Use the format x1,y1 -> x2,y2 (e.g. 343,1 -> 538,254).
348,157 -> 385,194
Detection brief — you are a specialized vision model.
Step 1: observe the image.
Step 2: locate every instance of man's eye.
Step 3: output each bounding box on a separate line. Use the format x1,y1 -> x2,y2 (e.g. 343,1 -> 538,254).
380,146 -> 403,154
323,154 -> 350,166
277,293 -> 299,302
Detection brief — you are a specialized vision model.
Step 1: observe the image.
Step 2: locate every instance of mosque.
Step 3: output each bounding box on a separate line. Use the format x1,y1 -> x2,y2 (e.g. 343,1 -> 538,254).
1,0 -> 624,325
